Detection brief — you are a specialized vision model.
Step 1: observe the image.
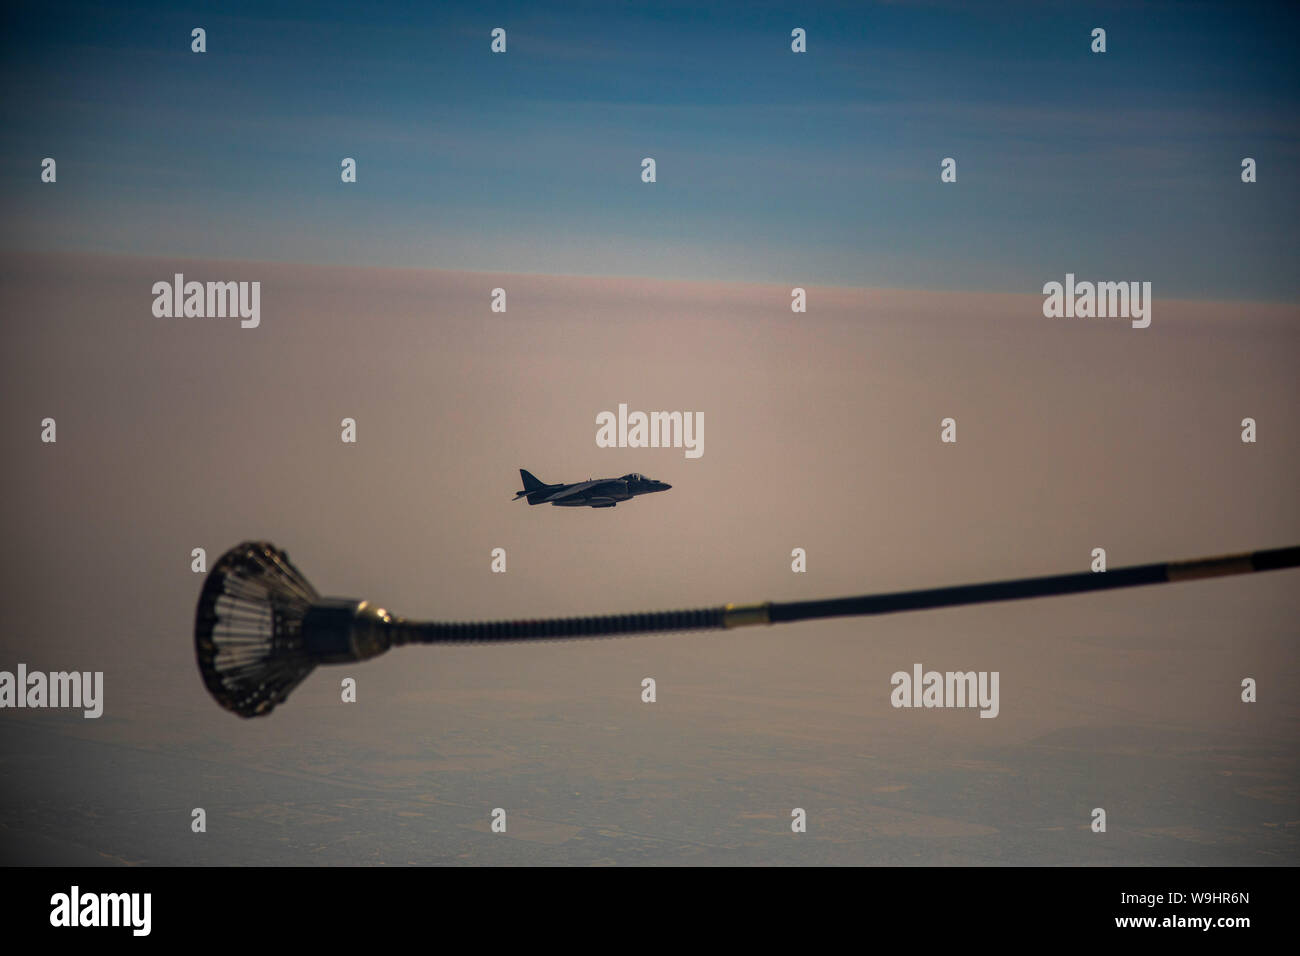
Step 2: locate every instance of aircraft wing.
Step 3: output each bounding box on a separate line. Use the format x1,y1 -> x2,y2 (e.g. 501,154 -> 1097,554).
544,481 -> 599,502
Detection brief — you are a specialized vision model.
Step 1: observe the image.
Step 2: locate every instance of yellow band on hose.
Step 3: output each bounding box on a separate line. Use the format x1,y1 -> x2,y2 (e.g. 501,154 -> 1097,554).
723,602 -> 772,628
1166,552 -> 1255,582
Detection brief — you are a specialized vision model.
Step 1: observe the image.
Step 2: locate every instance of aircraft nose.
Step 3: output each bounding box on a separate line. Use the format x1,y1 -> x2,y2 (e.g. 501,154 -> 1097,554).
661,482 -> 672,490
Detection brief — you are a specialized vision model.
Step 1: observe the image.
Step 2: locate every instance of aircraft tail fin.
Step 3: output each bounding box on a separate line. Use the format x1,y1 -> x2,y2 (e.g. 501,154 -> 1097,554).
514,468 -> 550,503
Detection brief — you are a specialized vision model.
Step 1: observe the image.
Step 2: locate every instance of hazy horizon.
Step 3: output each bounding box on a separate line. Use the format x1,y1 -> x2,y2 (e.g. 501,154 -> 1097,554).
2,250 -> 1296,865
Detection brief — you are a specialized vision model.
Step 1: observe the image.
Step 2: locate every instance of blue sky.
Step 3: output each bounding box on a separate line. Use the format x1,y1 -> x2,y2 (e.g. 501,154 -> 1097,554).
2,0 -> 1298,299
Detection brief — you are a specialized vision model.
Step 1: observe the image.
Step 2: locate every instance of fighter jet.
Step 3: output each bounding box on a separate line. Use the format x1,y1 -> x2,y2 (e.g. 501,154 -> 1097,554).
513,468 -> 672,508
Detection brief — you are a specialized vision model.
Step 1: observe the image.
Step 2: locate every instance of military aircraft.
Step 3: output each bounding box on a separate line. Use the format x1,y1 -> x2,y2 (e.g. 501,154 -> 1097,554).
513,468 -> 671,508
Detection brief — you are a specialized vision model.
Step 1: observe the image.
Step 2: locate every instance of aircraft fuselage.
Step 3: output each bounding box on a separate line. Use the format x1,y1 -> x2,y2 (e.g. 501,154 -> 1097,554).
513,469 -> 672,508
